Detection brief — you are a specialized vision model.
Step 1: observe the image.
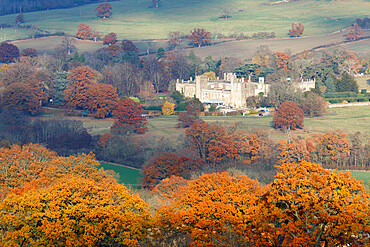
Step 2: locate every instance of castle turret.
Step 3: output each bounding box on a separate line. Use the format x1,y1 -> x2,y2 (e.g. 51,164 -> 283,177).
195,75 -> 208,100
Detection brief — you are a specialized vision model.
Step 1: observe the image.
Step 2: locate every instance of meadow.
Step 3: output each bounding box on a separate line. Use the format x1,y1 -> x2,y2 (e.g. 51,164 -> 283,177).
64,104 -> 370,141
100,162 -> 143,188
0,0 -> 369,40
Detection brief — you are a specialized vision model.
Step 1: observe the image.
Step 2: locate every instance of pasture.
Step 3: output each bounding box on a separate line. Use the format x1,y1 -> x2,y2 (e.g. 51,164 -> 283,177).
0,0 -> 368,40
100,162 -> 143,189
345,170 -> 370,190
65,104 -> 370,142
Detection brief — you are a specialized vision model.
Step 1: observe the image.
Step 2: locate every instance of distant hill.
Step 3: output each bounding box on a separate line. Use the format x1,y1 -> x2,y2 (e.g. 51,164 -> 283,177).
0,0 -> 368,40
0,0 -> 117,16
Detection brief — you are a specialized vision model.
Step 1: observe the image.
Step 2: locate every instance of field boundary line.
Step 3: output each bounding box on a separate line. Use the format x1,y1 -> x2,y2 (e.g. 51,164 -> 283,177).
100,161 -> 142,171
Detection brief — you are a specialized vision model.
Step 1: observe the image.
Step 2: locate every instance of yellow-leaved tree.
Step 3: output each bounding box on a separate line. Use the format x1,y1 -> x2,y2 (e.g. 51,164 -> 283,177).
0,175 -> 152,246
162,101 -> 175,116
256,161 -> 370,246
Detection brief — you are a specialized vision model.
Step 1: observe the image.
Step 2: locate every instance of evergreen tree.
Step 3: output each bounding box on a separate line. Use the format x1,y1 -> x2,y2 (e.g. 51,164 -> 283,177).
336,73 -> 359,92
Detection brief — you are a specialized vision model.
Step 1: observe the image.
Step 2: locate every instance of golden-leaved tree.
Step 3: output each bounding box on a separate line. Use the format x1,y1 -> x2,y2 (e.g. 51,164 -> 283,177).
155,172 -> 263,246
0,175 -> 151,246
0,143 -> 152,246
256,161 -> 370,246
162,101 -> 175,116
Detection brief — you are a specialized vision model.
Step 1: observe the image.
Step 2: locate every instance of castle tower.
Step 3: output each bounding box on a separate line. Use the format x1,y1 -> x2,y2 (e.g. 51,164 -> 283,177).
195,75 -> 208,101
230,73 -> 246,108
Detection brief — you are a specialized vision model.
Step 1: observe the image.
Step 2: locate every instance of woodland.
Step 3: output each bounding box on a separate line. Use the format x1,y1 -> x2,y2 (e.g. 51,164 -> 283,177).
0,1 -> 370,246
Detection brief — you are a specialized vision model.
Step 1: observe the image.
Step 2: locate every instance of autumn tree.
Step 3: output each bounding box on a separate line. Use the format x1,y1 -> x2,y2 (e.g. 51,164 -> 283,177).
155,172 -> 263,246
64,65 -> 99,110
300,92 -> 327,117
142,153 -> 204,189
162,101 -> 175,116
1,83 -> 41,114
0,42 -> 19,63
76,24 -> 100,41
0,175 -> 151,246
346,23 -> 364,41
103,32 -> 117,45
257,161 -> 370,246
111,98 -> 147,134
177,102 -> 201,128
21,48 -> 38,57
273,52 -> 290,71
273,101 -> 304,130
0,143 -> 57,198
308,131 -> 351,167
85,83 -> 118,118
189,28 -> 212,47
288,22 -> 304,37
95,3 -> 112,18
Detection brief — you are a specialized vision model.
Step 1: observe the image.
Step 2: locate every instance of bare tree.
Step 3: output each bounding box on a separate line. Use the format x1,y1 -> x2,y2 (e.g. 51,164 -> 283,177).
59,36 -> 76,55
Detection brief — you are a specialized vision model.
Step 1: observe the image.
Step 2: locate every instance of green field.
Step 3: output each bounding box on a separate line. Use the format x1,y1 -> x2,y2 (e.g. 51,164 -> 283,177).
99,162 -> 370,192
345,170 -> 370,190
66,105 -> 369,142
100,162 -> 143,188
0,0 -> 369,40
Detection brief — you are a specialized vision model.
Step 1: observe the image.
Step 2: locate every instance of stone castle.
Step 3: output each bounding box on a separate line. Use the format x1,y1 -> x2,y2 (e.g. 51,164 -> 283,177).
176,73 -> 315,108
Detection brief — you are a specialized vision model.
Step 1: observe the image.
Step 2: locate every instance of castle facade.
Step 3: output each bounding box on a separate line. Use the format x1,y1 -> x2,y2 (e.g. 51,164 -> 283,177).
176,73 -> 315,108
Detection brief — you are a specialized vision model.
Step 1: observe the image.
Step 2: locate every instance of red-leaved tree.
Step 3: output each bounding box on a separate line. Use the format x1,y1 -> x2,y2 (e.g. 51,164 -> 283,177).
95,3 -> 113,18
142,153 -> 204,189
177,102 -> 201,128
274,52 -> 290,71
273,101 -> 304,130
0,42 -> 19,63
111,98 -> 147,134
189,28 -> 212,47
103,32 -> 117,45
346,23 -> 364,41
288,22 -> 304,37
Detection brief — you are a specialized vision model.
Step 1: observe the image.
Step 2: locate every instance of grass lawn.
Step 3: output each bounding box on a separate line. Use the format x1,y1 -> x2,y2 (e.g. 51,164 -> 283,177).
142,105 -> 370,142
340,170 -> 370,191
100,162 -> 143,189
356,76 -> 370,92
61,104 -> 369,142
0,0 -> 369,40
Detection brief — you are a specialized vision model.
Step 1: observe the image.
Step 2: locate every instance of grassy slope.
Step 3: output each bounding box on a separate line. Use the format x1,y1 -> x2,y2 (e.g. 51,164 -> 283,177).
100,162 -> 143,188
0,0 -> 369,40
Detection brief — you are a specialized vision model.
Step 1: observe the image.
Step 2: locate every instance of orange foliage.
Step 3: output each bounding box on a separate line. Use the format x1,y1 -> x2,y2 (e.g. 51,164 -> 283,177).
155,172 -> 262,246
346,23 -> 364,41
0,144 -> 57,198
274,52 -> 290,71
308,131 -> 351,165
273,101 -> 304,130
257,161 -> 370,246
289,22 -> 304,37
186,121 -> 274,164
95,3 -> 112,18
111,98 -> 147,134
98,133 -> 114,147
64,66 -> 117,117
152,175 -> 188,201
103,32 -> 117,45
188,28 -> 212,47
142,153 -> 204,189
0,175 -> 151,246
